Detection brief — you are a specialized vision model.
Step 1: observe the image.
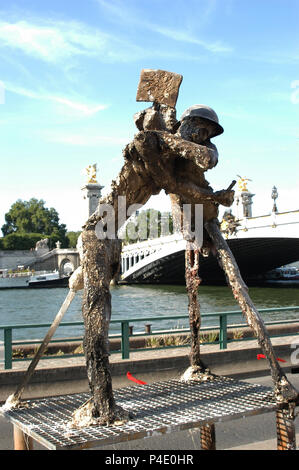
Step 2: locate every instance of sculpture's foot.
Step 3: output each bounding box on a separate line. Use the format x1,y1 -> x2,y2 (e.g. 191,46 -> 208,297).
68,399 -> 132,429
180,365 -> 216,383
1,394 -> 30,411
274,377 -> 299,406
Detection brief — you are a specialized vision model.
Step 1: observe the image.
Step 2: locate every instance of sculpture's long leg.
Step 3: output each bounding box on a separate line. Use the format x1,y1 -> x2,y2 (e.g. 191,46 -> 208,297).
181,247 -> 215,382
185,247 -> 217,445
205,218 -> 299,406
69,230 -> 129,427
185,247 -> 212,374
170,194 -> 213,381
185,247 -> 202,367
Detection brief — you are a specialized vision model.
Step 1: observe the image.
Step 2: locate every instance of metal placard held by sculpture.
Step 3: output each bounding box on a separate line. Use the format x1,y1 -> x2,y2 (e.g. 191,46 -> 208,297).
136,69 -> 183,107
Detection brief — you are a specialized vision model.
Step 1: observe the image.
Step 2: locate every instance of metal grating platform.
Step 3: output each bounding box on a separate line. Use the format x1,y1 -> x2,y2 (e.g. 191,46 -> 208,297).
0,377 -> 277,450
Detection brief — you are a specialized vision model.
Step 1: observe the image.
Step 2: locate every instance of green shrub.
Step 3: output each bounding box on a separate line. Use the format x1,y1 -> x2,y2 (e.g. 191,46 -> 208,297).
1,232 -> 69,250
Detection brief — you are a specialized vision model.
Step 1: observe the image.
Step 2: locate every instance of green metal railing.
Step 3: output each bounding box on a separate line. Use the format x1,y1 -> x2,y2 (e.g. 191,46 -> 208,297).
0,307 -> 298,369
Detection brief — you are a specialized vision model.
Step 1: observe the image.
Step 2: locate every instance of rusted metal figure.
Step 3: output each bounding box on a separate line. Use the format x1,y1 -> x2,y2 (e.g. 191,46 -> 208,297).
5,69 -> 298,449
72,70 -> 298,435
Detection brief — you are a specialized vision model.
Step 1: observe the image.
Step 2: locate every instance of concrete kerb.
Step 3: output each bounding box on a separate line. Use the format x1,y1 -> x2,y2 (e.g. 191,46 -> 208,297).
0,334 -> 297,403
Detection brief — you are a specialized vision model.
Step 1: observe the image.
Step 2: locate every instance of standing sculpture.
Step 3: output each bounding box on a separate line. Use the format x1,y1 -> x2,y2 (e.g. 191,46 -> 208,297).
72,69 -> 298,428
5,69 -> 298,448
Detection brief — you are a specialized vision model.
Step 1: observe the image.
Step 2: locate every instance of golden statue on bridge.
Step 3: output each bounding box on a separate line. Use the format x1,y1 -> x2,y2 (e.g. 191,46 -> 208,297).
85,164 -> 98,184
237,175 -> 251,192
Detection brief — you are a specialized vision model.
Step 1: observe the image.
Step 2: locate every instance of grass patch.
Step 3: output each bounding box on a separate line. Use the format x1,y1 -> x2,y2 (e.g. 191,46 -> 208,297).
145,330 -> 221,349
232,329 -> 244,340
200,332 -> 219,344
146,334 -> 191,348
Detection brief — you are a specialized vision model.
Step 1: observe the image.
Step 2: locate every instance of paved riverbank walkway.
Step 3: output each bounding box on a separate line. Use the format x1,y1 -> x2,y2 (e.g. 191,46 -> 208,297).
0,332 -> 298,450
2,333 -> 298,372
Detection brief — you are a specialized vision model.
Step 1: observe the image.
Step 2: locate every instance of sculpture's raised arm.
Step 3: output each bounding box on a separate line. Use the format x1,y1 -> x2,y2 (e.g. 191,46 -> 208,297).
85,122 -> 233,233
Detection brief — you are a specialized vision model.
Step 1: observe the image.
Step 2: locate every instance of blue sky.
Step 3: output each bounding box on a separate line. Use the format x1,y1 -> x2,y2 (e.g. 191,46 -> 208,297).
0,0 -> 298,232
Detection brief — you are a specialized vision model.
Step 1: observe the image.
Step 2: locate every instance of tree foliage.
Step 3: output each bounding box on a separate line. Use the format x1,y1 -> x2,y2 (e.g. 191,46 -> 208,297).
1,198 -> 68,249
66,231 -> 81,248
1,233 -> 57,250
123,209 -> 173,245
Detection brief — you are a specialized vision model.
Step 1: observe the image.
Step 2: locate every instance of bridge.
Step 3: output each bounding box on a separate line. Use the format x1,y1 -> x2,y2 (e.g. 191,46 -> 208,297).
31,248 -> 80,276
2,210 -> 298,285
0,247 -> 80,276
120,210 -> 299,284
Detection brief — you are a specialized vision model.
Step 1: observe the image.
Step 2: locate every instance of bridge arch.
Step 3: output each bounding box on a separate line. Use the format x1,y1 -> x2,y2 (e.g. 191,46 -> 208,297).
56,250 -> 79,276
59,257 -> 75,276
120,211 -> 299,284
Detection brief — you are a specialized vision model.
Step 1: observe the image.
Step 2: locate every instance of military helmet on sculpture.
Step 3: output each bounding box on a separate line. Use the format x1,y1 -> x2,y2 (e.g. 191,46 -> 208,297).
180,104 -> 224,138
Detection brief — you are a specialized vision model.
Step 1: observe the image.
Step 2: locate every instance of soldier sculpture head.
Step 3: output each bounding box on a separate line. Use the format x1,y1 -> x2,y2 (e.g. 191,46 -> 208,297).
178,104 -> 223,144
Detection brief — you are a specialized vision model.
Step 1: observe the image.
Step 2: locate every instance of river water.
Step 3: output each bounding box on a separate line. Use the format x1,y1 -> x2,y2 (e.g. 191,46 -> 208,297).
0,284 -> 298,341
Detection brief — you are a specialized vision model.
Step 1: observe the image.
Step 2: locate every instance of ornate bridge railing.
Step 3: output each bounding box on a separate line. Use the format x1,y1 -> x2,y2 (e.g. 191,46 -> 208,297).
120,233 -> 185,277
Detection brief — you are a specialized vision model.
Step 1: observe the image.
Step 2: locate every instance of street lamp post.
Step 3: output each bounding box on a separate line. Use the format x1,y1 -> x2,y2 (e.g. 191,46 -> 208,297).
271,186 -> 278,213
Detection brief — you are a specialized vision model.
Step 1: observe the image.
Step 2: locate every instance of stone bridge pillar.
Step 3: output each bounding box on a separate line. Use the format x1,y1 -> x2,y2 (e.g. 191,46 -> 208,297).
82,183 -> 104,218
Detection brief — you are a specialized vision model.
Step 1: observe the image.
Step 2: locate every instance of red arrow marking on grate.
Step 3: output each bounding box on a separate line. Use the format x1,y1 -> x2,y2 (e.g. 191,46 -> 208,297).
257,354 -> 286,363
127,372 -> 147,385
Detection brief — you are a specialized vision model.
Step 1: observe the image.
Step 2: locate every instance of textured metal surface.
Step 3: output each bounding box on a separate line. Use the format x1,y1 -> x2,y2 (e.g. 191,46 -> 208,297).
200,423 -> 216,450
276,408 -> 297,450
0,377 -> 276,450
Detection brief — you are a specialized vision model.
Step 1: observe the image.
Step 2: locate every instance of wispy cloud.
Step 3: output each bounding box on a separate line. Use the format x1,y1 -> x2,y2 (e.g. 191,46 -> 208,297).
42,131 -> 128,147
240,51 -> 299,66
151,26 -> 232,53
51,97 -> 107,116
96,0 -> 233,55
0,18 -> 146,65
0,7 -> 232,72
5,82 -> 108,116
0,19 -> 107,63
